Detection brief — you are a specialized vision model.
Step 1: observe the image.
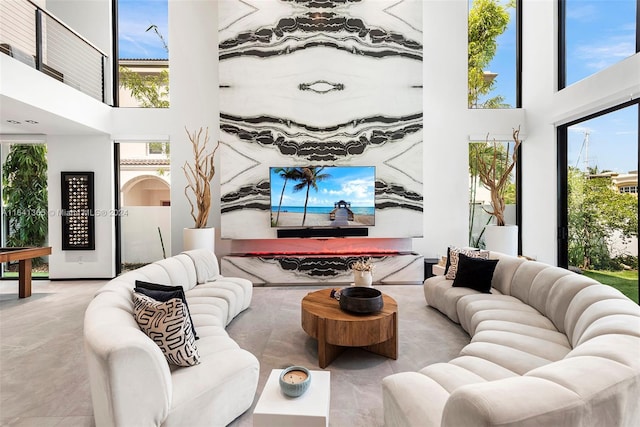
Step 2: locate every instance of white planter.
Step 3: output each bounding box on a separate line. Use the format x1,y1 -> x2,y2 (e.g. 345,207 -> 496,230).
183,227 -> 215,253
484,224 -> 518,256
353,270 -> 373,287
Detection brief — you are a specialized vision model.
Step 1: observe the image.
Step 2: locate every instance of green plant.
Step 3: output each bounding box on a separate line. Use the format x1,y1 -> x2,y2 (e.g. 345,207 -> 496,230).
1,144 -> 48,250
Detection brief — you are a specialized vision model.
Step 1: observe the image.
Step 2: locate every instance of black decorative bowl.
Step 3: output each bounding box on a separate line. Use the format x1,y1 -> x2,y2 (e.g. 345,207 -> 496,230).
339,287 -> 384,314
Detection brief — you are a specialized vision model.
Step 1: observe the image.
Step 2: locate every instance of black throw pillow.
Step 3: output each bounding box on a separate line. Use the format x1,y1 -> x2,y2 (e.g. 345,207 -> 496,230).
451,253 -> 499,293
134,280 -> 199,339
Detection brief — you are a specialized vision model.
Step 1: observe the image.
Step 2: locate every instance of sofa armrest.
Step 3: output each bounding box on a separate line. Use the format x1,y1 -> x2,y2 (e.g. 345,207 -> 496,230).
442,377 -> 583,427
84,293 -> 172,427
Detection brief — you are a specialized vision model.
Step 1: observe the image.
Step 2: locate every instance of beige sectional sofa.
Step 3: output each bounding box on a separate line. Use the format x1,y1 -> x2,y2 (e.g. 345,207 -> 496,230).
383,251 -> 640,427
83,249 -> 259,427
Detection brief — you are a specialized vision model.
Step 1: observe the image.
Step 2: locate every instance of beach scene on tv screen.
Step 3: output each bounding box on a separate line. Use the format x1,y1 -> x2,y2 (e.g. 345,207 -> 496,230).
270,166 -> 376,227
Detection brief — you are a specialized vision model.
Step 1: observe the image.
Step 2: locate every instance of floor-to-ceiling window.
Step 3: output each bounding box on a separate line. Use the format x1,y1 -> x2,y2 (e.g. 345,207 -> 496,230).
558,103 -> 639,303
117,141 -> 170,272
1,142 -> 49,279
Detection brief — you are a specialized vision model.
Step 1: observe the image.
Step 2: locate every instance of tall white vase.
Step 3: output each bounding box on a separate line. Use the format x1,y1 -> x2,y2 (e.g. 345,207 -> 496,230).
183,227 -> 215,253
484,224 -> 518,256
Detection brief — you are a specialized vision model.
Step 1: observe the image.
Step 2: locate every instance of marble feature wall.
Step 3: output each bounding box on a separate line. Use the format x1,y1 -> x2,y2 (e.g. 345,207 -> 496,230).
221,252 -> 425,285
219,0 -> 423,239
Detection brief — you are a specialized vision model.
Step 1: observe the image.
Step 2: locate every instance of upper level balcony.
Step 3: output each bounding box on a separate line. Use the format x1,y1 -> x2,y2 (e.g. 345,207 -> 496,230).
0,0 -> 108,104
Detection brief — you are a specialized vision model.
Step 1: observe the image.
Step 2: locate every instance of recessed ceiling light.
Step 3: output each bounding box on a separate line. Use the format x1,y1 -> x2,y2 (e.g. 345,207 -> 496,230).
25,120 -> 39,124
6,119 -> 21,124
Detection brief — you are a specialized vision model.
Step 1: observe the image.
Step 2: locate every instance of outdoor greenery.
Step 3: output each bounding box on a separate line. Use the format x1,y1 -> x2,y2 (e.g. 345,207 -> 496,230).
583,270 -> 639,303
468,0 -> 513,108
568,167 -> 638,270
1,144 -> 48,251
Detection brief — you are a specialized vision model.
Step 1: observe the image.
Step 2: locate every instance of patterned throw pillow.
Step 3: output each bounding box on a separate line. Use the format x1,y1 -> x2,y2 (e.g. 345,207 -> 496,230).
132,292 -> 201,367
445,247 -> 490,280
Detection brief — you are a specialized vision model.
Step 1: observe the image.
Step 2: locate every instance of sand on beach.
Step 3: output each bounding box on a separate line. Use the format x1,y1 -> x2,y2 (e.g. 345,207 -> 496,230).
271,212 -> 374,227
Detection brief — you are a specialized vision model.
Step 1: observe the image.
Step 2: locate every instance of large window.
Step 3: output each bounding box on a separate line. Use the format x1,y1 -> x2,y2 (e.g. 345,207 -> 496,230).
468,0 -> 519,109
117,0 -> 169,108
558,102 -> 639,302
560,0 -> 638,88
1,143 -> 49,279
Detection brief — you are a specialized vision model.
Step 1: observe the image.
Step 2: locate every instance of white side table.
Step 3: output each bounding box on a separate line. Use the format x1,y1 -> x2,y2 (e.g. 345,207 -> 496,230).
253,368 -> 330,427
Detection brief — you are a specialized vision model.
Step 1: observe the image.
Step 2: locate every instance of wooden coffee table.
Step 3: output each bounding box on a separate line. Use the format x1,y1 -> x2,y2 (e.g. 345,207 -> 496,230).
301,288 -> 398,368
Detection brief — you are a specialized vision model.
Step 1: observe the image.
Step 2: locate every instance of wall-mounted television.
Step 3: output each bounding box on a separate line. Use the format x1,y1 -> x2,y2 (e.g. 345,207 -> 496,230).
270,166 -> 375,228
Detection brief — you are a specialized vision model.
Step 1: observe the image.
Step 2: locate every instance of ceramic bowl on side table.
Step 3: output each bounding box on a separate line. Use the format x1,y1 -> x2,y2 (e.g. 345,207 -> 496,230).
279,366 -> 311,397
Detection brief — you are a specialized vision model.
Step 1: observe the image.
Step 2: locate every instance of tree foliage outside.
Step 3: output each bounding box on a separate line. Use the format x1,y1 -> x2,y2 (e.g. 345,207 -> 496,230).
568,167 -> 638,270
1,144 -> 48,251
119,66 -> 169,108
468,0 -> 512,108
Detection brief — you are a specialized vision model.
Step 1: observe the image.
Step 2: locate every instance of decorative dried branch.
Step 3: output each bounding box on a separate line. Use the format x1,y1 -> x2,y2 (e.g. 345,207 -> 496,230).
182,126 -> 220,228
476,126 -> 522,226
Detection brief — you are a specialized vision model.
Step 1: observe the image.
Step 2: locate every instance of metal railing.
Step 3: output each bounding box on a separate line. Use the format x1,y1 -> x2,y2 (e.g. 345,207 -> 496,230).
0,0 -> 108,103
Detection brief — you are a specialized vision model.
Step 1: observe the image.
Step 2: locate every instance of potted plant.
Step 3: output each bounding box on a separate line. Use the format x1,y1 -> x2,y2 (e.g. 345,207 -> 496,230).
351,258 -> 375,287
182,126 -> 220,252
475,126 -> 522,255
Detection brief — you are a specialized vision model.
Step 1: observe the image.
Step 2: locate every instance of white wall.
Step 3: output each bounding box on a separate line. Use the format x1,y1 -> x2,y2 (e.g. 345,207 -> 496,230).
47,135 -> 115,278
168,0 -> 225,256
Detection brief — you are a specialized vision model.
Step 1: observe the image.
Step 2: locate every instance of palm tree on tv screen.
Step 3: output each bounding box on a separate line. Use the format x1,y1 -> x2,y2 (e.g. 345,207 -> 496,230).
292,167 -> 331,226
273,167 -> 302,226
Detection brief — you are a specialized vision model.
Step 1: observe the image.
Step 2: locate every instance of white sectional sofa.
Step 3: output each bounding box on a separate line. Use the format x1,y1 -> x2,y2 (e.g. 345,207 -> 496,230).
383,251 -> 640,427
83,249 -> 259,427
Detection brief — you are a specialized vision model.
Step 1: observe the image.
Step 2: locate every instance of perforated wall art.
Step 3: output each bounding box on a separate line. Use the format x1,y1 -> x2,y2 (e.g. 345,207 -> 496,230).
61,172 -> 95,250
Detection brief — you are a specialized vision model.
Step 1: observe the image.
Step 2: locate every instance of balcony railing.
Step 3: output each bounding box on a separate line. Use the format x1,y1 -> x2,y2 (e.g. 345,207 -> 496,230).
0,0 -> 108,103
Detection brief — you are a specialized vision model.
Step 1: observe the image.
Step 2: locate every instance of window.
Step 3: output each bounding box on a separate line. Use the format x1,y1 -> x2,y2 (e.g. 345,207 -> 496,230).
117,0 -> 169,108
468,0 -> 519,109
558,102 -> 639,302
560,0 -> 638,88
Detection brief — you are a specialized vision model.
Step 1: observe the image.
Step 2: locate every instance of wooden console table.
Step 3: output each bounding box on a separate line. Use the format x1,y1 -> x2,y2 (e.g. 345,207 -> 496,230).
0,247 -> 52,298
301,288 -> 398,368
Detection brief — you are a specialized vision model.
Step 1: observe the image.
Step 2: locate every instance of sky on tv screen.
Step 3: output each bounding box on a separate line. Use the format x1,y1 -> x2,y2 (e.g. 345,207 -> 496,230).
270,166 -> 375,214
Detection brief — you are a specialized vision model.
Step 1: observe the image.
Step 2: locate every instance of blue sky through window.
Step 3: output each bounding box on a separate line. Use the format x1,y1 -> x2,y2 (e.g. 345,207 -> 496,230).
118,0 -> 168,59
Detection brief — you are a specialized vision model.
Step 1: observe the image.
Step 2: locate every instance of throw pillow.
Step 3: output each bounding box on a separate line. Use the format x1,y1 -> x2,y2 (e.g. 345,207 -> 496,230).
445,247 -> 489,280
132,292 -> 201,367
134,280 -> 198,340
452,253 -> 499,293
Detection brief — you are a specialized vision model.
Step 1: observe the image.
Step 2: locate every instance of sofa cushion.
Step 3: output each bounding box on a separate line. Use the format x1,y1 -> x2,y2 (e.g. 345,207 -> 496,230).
424,276 -> 504,324
135,280 -> 199,339
132,292 -> 201,367
445,247 -> 489,280
452,254 -> 499,293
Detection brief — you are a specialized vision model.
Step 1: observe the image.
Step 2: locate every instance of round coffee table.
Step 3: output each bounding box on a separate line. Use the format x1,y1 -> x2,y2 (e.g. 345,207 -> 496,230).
301,288 -> 398,368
